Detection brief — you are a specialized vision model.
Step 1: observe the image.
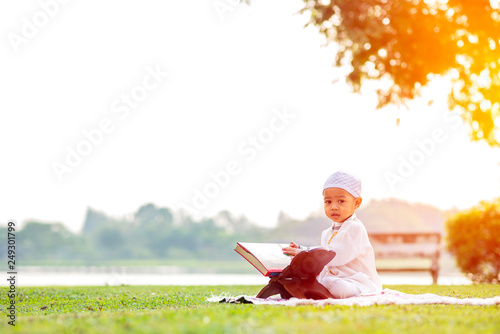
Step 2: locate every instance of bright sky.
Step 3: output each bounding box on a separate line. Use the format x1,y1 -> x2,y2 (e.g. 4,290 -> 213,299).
1,0 -> 499,232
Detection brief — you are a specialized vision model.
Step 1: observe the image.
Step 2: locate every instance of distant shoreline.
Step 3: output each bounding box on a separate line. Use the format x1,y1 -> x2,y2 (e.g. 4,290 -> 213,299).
2,269 -> 470,287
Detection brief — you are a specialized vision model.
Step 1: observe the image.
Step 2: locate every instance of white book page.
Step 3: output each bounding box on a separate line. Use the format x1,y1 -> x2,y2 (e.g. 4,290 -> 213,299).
238,242 -> 291,269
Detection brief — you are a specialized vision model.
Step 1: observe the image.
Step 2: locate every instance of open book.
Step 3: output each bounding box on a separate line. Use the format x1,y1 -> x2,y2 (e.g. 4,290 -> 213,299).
234,242 -> 292,276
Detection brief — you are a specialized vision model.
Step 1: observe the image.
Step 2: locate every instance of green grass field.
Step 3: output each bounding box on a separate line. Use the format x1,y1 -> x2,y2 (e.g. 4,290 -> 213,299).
1,285 -> 499,333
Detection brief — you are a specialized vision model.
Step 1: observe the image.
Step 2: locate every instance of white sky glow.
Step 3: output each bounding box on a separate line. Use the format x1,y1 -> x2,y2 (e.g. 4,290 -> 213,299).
1,0 -> 499,232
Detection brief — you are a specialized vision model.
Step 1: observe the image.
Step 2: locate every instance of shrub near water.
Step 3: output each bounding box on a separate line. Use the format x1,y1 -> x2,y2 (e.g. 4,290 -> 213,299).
446,198 -> 500,283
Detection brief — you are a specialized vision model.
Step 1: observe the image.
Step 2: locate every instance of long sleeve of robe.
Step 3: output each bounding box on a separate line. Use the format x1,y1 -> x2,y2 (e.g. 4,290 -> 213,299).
316,213 -> 382,296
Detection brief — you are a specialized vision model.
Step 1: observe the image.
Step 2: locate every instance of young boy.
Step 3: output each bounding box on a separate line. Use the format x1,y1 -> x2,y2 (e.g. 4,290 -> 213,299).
282,171 -> 382,298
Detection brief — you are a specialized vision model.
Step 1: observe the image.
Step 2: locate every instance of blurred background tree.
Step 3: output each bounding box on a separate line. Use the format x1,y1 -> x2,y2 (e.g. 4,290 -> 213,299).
5,199 -> 450,265
17,221 -> 83,261
446,198 -> 500,283
300,0 -> 500,146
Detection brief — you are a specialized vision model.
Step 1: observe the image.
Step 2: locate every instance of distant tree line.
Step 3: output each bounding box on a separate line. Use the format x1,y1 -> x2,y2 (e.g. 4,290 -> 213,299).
1,204 -> 271,264
0,199 -> 449,264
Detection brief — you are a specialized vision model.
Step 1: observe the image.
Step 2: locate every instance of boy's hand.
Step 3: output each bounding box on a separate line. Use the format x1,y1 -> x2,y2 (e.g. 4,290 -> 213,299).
282,241 -> 302,257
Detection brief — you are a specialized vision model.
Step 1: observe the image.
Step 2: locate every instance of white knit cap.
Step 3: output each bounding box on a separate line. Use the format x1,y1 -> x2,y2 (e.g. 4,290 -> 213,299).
322,171 -> 362,198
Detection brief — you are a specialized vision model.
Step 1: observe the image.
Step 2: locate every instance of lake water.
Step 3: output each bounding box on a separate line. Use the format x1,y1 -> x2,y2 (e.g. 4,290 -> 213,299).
2,267 -> 471,286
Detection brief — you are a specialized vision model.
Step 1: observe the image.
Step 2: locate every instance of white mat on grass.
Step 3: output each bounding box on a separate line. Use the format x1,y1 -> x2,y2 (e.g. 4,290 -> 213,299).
208,289 -> 500,306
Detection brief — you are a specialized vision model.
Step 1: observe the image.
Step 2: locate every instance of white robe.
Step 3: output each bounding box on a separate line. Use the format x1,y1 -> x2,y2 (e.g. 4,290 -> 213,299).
316,213 -> 382,297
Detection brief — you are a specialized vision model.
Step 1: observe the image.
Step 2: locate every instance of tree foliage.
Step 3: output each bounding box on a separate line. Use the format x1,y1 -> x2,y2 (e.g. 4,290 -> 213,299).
446,198 -> 500,283
17,221 -> 82,261
14,203 -> 267,263
6,199 -> 456,265
300,0 -> 500,146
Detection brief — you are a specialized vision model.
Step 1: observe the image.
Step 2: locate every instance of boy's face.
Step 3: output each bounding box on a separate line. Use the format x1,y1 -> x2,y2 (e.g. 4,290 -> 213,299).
323,187 -> 362,223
